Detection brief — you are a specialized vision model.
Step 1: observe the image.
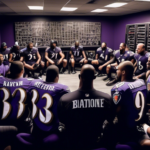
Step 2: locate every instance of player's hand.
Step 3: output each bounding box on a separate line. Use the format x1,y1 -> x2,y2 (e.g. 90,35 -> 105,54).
57,59 -> 62,65
99,66 -> 103,71
51,61 -> 55,65
133,76 -> 139,80
33,63 -> 39,69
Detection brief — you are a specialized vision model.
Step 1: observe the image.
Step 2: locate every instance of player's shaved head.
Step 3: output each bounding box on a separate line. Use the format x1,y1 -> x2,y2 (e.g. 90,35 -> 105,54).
80,64 -> 95,80
46,65 -> 59,82
75,41 -> 79,47
117,61 -> 134,81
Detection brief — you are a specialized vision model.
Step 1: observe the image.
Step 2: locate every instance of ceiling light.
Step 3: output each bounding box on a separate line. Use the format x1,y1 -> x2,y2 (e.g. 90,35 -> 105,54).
105,3 -> 127,8
91,9 -> 108,12
61,7 -> 78,11
28,6 -> 43,10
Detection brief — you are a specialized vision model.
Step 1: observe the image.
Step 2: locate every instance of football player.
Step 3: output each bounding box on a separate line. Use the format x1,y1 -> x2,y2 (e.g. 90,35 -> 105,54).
9,43 -> 22,62
0,54 -> 9,76
58,64 -> 115,150
91,42 -> 113,76
0,61 -> 33,149
16,65 -> 70,150
99,43 -> 135,86
21,42 -> 45,78
133,43 -> 150,80
45,40 -> 67,74
0,42 -> 11,65
111,61 -> 149,149
70,41 -> 88,74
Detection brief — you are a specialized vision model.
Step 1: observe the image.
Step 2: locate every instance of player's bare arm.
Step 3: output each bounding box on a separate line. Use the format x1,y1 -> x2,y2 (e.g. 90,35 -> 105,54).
45,51 -> 55,64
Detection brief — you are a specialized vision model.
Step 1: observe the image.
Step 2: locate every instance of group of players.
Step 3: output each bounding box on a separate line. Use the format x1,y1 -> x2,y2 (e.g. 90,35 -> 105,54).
0,40 -> 150,150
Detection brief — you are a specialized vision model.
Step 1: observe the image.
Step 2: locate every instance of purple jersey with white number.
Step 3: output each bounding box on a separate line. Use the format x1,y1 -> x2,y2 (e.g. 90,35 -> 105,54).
71,46 -> 83,58
134,52 -> 150,73
0,76 -> 32,131
0,64 -> 9,76
10,48 -> 21,61
45,47 -> 61,60
96,47 -> 113,62
21,47 -> 38,65
111,79 -> 147,128
0,48 -> 11,65
28,79 -> 70,136
114,50 -> 134,65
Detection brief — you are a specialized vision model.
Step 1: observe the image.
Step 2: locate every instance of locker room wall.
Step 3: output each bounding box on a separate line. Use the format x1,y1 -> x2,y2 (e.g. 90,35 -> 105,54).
0,16 -> 115,49
113,10 -> 150,50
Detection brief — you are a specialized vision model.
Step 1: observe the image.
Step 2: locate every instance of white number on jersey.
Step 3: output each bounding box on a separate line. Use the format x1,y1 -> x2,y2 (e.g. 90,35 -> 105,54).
74,51 -> 79,56
28,54 -> 32,60
135,91 -> 145,121
138,61 -> 143,70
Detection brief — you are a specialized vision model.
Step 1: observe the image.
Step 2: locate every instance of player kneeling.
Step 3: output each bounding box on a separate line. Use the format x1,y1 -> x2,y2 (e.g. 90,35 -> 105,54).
21,42 -> 45,78
45,40 -> 67,74
111,61 -> 150,150
58,64 -> 115,150
15,65 -> 70,150
0,61 -> 33,149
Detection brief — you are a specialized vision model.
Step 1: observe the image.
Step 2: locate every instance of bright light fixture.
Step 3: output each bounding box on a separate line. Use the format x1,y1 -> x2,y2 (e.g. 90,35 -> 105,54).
61,7 -> 78,11
28,6 -> 43,10
105,3 -> 127,8
91,9 -> 108,12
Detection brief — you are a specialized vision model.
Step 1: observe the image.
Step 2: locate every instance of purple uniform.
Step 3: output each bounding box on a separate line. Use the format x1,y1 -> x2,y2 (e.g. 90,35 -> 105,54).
146,75 -> 150,125
0,64 -> 9,76
10,48 -> 21,61
21,47 -> 38,65
0,48 -> 11,65
45,47 -> 61,60
28,80 -> 70,137
113,50 -> 134,65
96,47 -> 113,62
71,46 -> 83,58
0,76 -> 33,131
134,52 -> 150,75
111,79 -> 147,128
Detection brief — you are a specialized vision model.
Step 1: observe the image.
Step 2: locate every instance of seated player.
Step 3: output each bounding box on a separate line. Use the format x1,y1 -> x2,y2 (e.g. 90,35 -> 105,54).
21,42 -> 45,78
111,61 -> 149,150
0,42 -> 11,65
133,43 -> 150,80
99,43 -> 135,86
9,43 -> 22,62
58,64 -> 115,150
0,54 -> 9,76
70,41 -> 88,74
91,42 -> 113,76
16,65 -> 70,150
45,40 -> 67,74
0,61 -> 33,149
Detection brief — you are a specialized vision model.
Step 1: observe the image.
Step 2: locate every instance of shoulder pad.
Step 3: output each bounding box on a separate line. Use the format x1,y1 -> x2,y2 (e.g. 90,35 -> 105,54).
27,78 -> 34,81
97,47 -> 102,51
79,46 -> 83,49
146,52 -> 150,57
115,82 -> 125,88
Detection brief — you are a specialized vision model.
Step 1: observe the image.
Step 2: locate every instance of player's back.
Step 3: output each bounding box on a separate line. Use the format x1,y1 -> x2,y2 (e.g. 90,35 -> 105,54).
0,76 -> 32,132
28,79 -> 69,137
111,79 -> 147,129
58,89 -> 113,148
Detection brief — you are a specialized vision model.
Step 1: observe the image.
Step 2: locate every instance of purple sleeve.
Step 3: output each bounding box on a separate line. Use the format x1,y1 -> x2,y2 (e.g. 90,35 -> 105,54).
45,47 -> 50,52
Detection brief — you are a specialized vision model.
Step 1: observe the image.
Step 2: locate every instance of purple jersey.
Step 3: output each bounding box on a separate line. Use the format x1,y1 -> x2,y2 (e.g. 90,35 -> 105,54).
113,50 -> 134,65
96,47 -> 113,62
28,80 -> 70,135
0,64 -> 9,76
0,48 -> 11,65
10,48 -> 21,61
134,52 -> 150,73
45,47 -> 61,60
70,46 -> 83,58
111,79 -> 147,128
21,47 -> 38,65
0,76 -> 33,130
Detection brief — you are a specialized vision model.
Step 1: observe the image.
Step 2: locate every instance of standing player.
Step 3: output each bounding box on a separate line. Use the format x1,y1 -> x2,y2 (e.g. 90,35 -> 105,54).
0,54 -> 9,76
99,43 -> 135,86
70,41 -> 88,74
0,61 -> 33,149
0,42 -> 11,65
45,40 -> 67,74
91,42 -> 113,76
111,61 -> 149,149
21,42 -> 45,78
58,64 -> 115,150
16,65 -> 70,150
9,43 -> 22,62
134,43 -> 150,80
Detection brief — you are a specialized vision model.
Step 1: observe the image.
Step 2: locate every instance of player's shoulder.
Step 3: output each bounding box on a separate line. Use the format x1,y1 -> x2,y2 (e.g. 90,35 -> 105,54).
54,83 -> 70,92
112,81 -> 128,92
79,45 -> 83,49
6,47 -> 11,52
127,50 -> 134,56
145,52 -> 150,57
20,47 -> 27,53
134,53 -> 139,58
107,47 -> 113,52
97,47 -> 102,51
45,46 -> 50,51
114,50 -> 120,55
56,46 -> 61,51
71,46 -> 75,50
32,47 -> 38,51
